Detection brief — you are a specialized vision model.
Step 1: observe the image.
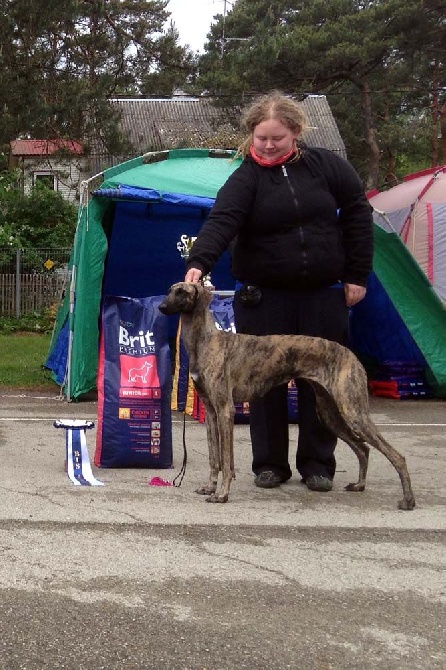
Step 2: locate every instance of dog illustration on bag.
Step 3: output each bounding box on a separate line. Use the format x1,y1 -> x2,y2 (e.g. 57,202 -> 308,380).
128,361 -> 153,384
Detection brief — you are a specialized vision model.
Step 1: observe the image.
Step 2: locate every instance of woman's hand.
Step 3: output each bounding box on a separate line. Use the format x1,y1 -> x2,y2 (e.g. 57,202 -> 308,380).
344,283 -> 366,307
185,268 -> 203,283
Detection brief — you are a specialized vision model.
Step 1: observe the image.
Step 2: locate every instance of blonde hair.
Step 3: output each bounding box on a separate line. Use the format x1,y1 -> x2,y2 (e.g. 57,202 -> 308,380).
235,90 -> 308,159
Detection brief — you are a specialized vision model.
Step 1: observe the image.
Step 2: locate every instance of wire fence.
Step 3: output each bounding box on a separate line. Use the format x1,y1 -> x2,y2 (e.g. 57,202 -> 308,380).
0,248 -> 71,317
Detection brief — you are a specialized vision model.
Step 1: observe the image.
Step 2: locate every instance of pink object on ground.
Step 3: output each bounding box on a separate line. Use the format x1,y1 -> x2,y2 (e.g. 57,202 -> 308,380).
148,476 -> 173,487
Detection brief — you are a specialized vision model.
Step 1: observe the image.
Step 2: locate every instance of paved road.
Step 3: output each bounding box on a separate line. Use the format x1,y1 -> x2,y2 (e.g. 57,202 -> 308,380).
0,391 -> 445,669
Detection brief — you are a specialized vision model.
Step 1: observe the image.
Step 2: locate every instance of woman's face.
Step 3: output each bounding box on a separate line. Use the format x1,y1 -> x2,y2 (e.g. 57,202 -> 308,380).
252,118 -> 298,162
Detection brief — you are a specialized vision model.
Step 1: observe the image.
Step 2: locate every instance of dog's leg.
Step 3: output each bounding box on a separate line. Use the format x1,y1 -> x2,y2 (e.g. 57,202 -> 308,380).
343,440 -> 370,492
325,410 -> 415,509
195,401 -> 220,497
358,421 -> 416,510
317,402 -> 371,492
206,403 -> 235,503
313,385 -> 370,492
315,382 -> 415,509
313,379 -> 413,508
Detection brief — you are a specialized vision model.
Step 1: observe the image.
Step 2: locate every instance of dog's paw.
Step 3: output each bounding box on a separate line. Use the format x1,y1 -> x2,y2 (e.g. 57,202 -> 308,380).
398,497 -> 416,511
205,493 -> 229,503
344,482 -> 366,492
195,485 -> 217,496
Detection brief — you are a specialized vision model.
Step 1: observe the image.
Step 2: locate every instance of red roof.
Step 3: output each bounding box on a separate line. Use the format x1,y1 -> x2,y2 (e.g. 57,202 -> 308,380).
10,139 -> 83,156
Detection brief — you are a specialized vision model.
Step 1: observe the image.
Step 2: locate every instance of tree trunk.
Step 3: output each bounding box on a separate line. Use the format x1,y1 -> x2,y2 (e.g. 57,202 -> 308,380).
384,148 -> 398,187
441,100 -> 446,165
354,77 -> 380,190
431,65 -> 440,166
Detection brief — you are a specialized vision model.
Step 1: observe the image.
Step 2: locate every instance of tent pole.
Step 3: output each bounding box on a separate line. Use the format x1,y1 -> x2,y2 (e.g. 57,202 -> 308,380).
372,208 -> 399,234
66,264 -> 77,402
65,179 -> 93,401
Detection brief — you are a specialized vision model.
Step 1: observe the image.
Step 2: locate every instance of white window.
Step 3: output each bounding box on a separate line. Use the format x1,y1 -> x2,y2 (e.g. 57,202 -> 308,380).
33,171 -> 57,190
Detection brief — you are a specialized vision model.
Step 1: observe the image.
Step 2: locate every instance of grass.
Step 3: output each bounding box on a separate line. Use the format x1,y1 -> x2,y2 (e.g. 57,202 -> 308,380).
0,333 -> 58,391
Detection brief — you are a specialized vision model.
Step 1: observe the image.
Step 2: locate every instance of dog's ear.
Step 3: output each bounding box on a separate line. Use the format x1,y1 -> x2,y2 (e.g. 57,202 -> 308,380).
167,282 -> 188,297
176,282 -> 193,296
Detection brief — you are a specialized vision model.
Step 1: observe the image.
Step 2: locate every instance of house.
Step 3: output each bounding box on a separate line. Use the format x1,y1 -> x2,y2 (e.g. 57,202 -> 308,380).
90,93 -> 347,172
9,94 -> 346,200
8,139 -> 85,202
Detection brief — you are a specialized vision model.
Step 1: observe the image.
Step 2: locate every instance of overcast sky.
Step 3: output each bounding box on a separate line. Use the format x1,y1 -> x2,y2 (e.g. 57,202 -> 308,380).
166,0 -> 225,52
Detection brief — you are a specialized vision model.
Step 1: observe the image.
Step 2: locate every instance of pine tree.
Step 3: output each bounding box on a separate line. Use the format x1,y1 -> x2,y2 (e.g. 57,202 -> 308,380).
196,0 -> 445,187
0,0 -> 195,161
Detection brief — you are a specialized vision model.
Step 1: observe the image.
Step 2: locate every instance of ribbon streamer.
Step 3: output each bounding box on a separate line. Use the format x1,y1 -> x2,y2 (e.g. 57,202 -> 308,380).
54,420 -> 104,486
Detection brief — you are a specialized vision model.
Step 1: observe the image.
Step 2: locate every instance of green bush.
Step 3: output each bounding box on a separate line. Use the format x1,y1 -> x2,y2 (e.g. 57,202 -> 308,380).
0,306 -> 57,334
0,171 -> 77,248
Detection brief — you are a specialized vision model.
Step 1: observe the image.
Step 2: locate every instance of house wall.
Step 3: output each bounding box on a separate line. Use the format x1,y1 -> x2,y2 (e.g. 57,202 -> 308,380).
16,155 -> 87,202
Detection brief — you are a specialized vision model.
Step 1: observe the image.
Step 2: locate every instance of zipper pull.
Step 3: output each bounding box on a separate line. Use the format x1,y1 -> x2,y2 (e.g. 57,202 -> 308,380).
282,165 -> 288,177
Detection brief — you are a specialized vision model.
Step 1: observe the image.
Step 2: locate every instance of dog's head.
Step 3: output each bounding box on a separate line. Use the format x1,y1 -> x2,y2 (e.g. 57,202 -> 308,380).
159,282 -> 209,315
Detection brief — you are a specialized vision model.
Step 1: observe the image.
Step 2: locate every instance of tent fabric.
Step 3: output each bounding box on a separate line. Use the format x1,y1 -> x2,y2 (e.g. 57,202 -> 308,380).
350,225 -> 446,395
101,199 -> 233,299
45,195 -> 109,398
45,318 -> 70,386
370,166 -> 446,303
351,226 -> 446,397
94,185 -> 216,209
45,150 -> 446,400
371,225 -> 446,394
101,149 -> 241,197
349,272 -> 426,370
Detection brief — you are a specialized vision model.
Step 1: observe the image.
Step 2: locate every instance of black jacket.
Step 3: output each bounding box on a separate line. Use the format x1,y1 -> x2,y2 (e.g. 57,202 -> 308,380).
186,147 -> 374,290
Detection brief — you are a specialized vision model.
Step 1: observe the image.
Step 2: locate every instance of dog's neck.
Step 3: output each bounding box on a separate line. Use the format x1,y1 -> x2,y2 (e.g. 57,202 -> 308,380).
180,292 -> 216,363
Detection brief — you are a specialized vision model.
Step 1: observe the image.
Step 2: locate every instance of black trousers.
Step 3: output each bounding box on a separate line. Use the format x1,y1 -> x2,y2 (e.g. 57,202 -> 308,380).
233,285 -> 349,481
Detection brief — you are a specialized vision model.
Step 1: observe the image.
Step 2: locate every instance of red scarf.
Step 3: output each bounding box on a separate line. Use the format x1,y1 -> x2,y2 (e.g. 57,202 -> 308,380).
249,145 -> 296,167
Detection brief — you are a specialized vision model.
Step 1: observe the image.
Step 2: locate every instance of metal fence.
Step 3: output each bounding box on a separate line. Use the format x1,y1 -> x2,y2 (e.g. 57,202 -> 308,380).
0,248 -> 71,318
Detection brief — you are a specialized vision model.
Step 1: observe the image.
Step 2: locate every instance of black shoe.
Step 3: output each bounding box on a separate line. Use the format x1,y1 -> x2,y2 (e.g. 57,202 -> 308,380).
305,475 -> 333,492
254,471 -> 283,489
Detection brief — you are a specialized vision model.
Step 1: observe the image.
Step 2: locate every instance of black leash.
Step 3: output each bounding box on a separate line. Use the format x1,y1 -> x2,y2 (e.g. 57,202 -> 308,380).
171,284 -> 201,486
172,406 -> 188,487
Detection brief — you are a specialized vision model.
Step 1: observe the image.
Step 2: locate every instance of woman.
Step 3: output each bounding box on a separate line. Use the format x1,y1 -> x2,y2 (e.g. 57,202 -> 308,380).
185,91 -> 373,492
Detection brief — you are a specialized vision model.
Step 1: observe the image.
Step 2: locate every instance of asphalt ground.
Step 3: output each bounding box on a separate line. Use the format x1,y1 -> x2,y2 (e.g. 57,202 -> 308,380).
0,390 -> 445,670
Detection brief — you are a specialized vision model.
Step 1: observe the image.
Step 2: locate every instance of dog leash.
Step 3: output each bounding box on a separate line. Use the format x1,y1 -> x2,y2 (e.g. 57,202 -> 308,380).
148,412 -> 188,488
172,411 -> 188,486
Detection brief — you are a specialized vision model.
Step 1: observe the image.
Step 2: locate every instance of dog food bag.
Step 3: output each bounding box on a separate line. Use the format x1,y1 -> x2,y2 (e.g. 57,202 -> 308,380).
94,295 -> 173,468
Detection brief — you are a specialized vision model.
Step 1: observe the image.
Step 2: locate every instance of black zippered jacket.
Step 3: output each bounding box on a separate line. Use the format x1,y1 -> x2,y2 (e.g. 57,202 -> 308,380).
186,147 -> 374,290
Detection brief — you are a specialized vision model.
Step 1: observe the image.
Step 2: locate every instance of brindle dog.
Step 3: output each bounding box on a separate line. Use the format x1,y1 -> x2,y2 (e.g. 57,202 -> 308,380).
159,282 -> 415,510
